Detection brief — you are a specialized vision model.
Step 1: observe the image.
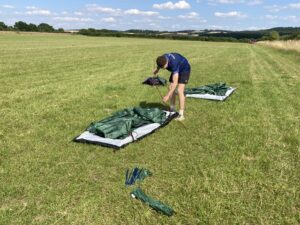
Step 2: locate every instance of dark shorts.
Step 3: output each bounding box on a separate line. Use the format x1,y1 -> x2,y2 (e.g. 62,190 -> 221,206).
169,70 -> 191,84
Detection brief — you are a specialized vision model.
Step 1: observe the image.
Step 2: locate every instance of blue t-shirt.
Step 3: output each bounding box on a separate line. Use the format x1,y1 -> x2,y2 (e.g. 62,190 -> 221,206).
164,53 -> 190,74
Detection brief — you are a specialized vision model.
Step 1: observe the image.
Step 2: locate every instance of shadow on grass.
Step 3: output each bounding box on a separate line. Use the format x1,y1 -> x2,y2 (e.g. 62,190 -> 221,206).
139,101 -> 169,110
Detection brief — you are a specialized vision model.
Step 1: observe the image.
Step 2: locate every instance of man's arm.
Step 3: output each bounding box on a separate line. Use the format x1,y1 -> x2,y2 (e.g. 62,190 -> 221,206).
153,67 -> 160,75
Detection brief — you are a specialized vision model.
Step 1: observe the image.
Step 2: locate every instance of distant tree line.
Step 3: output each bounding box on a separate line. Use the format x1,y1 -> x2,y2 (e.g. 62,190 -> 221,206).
78,28 -> 247,43
1,20 -> 299,42
0,21 -> 64,33
78,27 -> 300,43
203,29 -> 300,41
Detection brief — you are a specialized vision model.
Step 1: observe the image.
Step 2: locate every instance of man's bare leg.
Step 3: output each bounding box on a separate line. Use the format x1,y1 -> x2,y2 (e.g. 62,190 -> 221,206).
176,84 -> 185,120
169,84 -> 176,111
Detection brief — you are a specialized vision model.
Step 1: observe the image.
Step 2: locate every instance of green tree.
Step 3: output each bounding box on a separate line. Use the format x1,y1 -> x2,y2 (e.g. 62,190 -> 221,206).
57,28 -> 65,33
14,21 -> 30,31
37,23 -> 55,32
269,31 -> 280,40
0,21 -> 8,30
28,23 -> 38,32
291,31 -> 300,40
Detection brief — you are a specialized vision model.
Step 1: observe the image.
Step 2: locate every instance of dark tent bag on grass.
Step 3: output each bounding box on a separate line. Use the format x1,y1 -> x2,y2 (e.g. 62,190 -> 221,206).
74,107 -> 177,149
185,82 -> 235,101
142,76 -> 167,86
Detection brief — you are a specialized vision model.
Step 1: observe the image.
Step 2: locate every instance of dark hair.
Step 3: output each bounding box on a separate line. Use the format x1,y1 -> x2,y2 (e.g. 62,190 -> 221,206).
156,55 -> 167,68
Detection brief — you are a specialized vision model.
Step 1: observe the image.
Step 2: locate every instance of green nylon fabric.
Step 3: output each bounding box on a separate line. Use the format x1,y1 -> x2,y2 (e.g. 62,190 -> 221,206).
87,107 -> 167,139
131,187 -> 174,216
138,168 -> 152,181
185,82 -> 230,96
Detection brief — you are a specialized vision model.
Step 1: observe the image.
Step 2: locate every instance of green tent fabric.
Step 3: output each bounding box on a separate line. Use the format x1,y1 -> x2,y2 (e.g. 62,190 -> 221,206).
87,107 -> 167,139
131,187 -> 174,216
185,82 -> 230,96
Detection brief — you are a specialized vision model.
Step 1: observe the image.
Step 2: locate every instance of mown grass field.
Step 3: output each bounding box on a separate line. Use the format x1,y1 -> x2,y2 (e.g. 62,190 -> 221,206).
0,33 -> 299,225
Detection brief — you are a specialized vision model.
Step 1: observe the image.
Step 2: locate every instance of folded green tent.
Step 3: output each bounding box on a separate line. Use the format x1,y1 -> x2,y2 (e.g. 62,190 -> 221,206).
74,107 -> 177,149
185,82 -> 235,101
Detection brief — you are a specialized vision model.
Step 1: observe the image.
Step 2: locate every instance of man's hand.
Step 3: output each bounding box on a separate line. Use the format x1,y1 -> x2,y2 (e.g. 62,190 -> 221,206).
163,94 -> 170,103
153,68 -> 159,76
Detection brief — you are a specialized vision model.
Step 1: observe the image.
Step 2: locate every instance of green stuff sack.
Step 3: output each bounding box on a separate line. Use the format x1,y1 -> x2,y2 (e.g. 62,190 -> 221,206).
142,76 -> 167,86
131,187 -> 174,216
125,167 -> 152,186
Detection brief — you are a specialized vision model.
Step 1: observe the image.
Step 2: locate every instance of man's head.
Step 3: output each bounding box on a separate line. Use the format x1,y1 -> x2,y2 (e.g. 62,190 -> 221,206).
156,55 -> 168,69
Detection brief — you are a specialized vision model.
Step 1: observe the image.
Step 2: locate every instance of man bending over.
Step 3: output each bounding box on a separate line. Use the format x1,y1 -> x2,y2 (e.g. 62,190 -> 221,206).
154,53 -> 191,121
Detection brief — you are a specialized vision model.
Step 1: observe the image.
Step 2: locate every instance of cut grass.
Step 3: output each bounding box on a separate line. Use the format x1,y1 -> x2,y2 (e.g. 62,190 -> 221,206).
0,33 -> 299,224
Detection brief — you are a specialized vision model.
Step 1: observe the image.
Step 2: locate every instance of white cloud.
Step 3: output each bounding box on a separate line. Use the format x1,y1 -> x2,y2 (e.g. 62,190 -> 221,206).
149,23 -> 160,28
208,25 -> 228,29
158,15 -> 172,19
3,5 -> 15,9
216,0 -> 242,3
178,12 -> 205,21
80,18 -> 94,22
265,3 -> 300,13
215,11 -> 247,18
282,16 -> 299,22
86,4 -> 121,15
53,17 -> 94,22
246,26 -> 266,30
289,3 -> 300,9
132,18 -> 156,24
24,6 -> 52,16
102,17 -> 116,23
265,5 -> 282,12
264,15 -> 278,20
153,1 -> 190,10
74,11 -> 83,16
247,0 -> 263,5
26,6 -> 38,10
179,12 -> 198,18
171,24 -> 181,29
25,10 -> 52,16
264,3 -> 300,12
263,14 -> 299,23
209,0 -> 263,5
124,9 -> 159,16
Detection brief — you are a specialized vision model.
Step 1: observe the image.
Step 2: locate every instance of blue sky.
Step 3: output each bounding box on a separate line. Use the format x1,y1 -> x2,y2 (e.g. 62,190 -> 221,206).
0,0 -> 299,31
